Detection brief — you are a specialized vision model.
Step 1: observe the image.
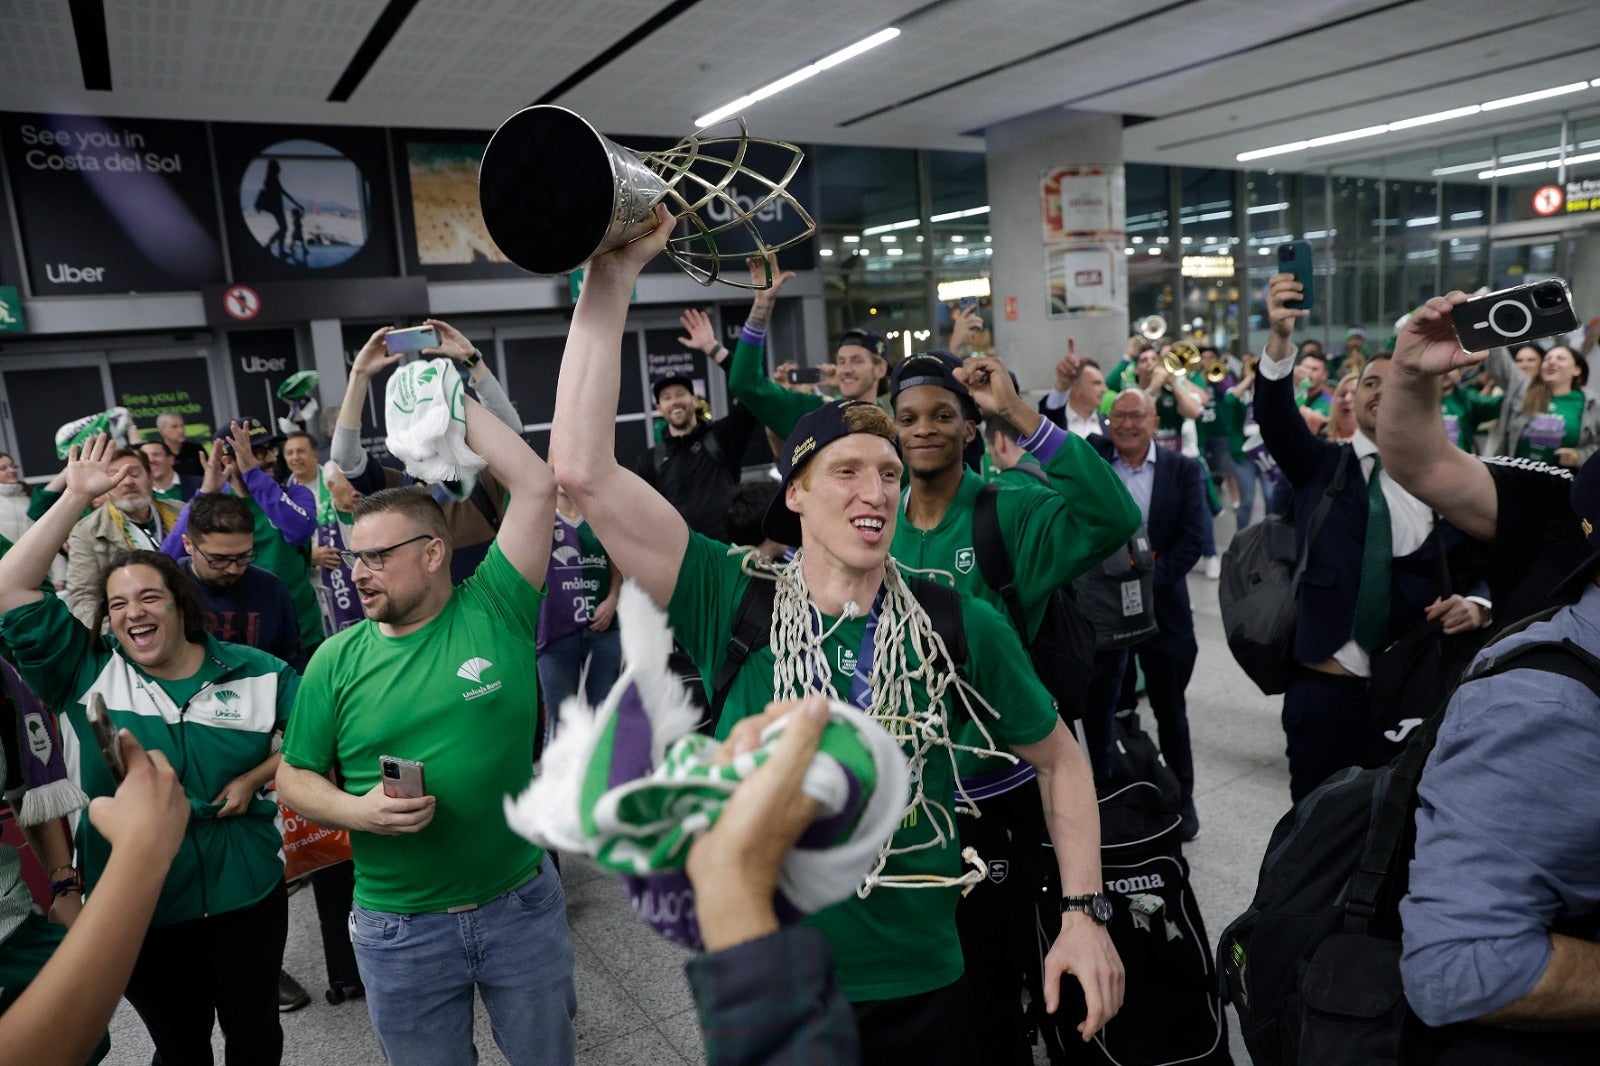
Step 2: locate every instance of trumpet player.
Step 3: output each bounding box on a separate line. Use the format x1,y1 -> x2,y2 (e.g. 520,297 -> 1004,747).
1133,345 -> 1207,452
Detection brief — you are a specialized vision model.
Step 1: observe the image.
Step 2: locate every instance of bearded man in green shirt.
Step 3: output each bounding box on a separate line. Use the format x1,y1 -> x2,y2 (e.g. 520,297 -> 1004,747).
276,386 -> 575,1066
551,206 -> 1123,1064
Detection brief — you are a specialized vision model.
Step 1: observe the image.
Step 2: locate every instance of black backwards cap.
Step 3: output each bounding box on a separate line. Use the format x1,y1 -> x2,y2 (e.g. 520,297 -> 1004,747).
838,328 -> 887,359
889,350 -> 979,423
650,372 -> 696,402
761,400 -> 901,546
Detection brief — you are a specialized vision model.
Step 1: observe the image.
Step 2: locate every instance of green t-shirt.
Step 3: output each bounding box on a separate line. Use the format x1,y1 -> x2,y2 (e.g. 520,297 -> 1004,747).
725,337 -> 891,440
0,594 -> 295,927
1222,391 -> 1251,461
1515,391 -> 1585,465
892,432 -> 1140,779
1439,387 -> 1503,453
281,542 -> 546,914
667,532 -> 1058,1002
153,483 -> 187,504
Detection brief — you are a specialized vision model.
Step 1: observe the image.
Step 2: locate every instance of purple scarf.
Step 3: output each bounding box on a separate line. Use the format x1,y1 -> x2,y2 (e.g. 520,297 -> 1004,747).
314,522 -> 365,635
1,658 -> 87,825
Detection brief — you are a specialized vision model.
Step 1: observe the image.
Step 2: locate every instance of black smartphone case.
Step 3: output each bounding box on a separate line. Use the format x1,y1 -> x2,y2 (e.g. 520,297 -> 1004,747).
1450,283 -> 1578,353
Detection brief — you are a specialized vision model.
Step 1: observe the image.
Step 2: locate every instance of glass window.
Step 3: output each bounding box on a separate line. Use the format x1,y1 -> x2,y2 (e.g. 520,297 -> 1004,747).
1494,125 -> 1565,224
1125,164 -> 1169,251
929,149 -> 990,340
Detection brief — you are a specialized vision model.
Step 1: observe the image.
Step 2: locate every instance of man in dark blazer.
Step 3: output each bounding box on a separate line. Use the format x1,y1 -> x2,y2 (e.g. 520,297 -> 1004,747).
1259,273 -> 1493,802
1086,388 -> 1211,838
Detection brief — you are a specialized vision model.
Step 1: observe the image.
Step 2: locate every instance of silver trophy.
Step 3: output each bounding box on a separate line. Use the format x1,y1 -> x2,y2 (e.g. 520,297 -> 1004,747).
478,105 -> 815,288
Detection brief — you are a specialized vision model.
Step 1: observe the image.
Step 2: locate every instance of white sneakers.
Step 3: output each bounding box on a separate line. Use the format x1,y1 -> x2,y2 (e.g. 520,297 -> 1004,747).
1203,555 -> 1221,580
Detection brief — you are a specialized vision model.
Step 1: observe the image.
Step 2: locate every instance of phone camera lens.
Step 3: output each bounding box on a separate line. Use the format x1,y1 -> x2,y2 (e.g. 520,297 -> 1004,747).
383,764 -> 398,777
1531,285 -> 1561,311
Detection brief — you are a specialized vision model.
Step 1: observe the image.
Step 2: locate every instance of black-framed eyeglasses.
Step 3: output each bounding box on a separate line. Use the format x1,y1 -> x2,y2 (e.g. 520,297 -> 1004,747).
191,545 -> 257,570
338,534 -> 435,571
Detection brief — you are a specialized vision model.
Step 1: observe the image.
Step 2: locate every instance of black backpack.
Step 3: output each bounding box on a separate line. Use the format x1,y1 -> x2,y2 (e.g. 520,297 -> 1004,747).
1072,527 -> 1158,651
974,482 -> 1097,721
1218,445 -> 1351,695
1218,620 -> 1600,1066
707,572 -> 967,730
1034,710 -> 1234,1065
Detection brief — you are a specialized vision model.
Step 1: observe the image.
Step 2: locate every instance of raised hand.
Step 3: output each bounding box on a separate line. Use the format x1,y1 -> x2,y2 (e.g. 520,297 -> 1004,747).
1055,339 -> 1086,392
678,307 -> 719,355
1266,273 -> 1308,341
227,421 -> 258,474
586,203 -> 674,291
421,318 -> 475,362
954,355 -> 1017,419
1393,292 -> 1483,377
746,253 -> 795,304
63,434 -> 130,500
350,326 -> 402,378
949,306 -> 984,354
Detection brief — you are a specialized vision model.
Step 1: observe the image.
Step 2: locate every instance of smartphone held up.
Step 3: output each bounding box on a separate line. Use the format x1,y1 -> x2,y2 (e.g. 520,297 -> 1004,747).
385,325 -> 439,355
1450,279 -> 1579,353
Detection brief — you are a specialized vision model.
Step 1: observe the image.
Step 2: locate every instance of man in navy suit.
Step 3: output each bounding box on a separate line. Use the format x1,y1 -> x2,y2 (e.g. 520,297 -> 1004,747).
1086,388 -> 1210,839
1259,273 -> 1493,802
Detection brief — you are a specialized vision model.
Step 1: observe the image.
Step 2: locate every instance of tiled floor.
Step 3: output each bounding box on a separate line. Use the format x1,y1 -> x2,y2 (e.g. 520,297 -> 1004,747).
102,516 -> 1288,1065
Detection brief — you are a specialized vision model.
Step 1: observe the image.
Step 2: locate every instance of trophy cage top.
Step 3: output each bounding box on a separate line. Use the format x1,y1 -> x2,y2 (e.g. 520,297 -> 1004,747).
478,105 -> 815,288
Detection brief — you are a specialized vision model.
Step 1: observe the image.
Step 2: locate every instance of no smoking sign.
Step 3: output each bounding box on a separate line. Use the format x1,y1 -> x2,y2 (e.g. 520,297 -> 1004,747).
223,284 -> 261,321
1533,185 -> 1564,217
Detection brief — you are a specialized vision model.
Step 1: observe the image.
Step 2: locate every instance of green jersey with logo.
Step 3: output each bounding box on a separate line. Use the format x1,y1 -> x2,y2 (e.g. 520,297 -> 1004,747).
282,542 -> 546,913
892,430 -> 1139,780
669,532 -> 1056,1002
0,594 -> 295,927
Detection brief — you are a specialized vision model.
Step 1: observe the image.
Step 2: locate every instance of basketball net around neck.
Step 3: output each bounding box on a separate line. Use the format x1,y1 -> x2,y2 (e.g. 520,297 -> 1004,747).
735,545 -> 1017,897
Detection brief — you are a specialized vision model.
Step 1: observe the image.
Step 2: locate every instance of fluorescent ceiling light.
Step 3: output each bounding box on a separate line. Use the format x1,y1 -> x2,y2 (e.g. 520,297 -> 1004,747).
819,248 -> 834,256
1306,125 -> 1389,148
1387,105 -> 1482,131
1449,210 -> 1483,221
1405,216 -> 1440,227
861,218 -> 918,235
930,205 -> 992,222
1236,79 -> 1599,163
1481,81 -> 1590,111
1476,160 -> 1554,179
887,247 -> 904,255
1432,160 -> 1493,176
842,235 -> 860,242
693,27 -> 900,127
1246,201 -> 1289,214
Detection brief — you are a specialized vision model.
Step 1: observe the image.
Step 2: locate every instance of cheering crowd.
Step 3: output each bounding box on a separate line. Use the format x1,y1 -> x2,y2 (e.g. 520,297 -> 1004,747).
0,199 -> 1597,1066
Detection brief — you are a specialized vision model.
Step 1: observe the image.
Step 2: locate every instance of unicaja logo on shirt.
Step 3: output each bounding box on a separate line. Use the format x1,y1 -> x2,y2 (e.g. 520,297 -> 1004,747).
457,657 -> 502,701
954,547 -> 975,574
213,689 -> 243,719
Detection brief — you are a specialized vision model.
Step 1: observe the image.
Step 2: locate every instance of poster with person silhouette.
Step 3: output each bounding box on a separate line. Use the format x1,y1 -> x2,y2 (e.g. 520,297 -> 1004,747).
213,124 -> 397,282
0,113 -> 224,295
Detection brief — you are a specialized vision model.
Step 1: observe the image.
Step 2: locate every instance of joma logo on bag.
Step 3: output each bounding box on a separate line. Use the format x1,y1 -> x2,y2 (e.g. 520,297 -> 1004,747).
1106,873 -> 1165,894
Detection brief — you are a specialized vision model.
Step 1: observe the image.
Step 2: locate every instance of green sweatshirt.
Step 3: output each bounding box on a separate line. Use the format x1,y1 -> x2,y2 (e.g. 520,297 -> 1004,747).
892,422 -> 1140,783
1439,386 -> 1502,452
725,336 -> 891,440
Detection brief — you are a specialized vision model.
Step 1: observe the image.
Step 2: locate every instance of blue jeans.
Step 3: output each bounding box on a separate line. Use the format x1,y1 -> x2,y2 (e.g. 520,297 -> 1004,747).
1231,454 -> 1259,529
348,859 -> 577,1066
537,626 -> 622,742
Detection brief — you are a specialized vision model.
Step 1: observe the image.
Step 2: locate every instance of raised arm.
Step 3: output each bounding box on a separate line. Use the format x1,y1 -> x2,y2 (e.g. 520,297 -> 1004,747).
549,206 -> 689,607
333,328 -> 402,491
724,256 -> 822,441
0,437 -> 125,617
461,395 -> 555,588
1256,274 -> 1333,488
1379,292 -> 1498,542
423,318 -> 522,431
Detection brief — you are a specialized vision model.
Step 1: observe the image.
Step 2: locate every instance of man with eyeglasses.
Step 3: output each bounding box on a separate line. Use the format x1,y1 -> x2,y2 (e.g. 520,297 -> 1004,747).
276,396 -> 575,1066
178,493 -> 301,668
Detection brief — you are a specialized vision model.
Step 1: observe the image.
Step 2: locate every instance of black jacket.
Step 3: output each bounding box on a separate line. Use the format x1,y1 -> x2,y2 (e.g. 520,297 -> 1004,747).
634,406 -> 760,540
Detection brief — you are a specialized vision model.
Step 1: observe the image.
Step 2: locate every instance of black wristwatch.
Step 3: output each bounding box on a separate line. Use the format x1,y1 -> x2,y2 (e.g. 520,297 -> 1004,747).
1060,893 -> 1113,925
462,348 -> 483,369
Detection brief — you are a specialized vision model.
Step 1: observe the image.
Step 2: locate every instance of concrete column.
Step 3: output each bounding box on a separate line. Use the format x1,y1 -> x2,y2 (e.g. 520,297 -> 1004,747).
985,108 -> 1125,391
308,318 -> 348,414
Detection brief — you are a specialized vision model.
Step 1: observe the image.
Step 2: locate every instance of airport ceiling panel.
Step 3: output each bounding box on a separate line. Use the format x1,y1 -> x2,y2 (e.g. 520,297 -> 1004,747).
0,0 -> 1594,175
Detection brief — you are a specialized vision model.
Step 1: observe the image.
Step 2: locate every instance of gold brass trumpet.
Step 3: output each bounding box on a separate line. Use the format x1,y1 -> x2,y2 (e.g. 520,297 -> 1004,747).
1202,355 -> 1228,384
1136,314 -> 1167,341
1160,340 -> 1201,378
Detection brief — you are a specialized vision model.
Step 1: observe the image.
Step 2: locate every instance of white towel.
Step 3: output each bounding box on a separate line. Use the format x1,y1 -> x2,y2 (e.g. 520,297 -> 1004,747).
384,359 -> 486,483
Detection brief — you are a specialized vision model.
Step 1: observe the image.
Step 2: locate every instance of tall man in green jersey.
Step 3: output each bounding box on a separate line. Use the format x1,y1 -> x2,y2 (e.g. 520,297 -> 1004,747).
276,390 -> 574,1066
550,206 -> 1123,1064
